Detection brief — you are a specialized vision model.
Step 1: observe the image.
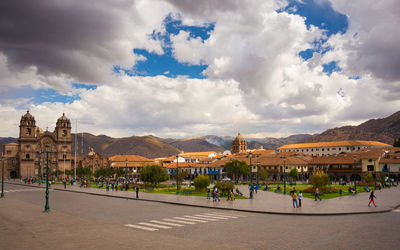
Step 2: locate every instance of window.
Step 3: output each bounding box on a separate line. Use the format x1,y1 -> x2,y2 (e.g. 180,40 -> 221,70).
316,149 -> 319,151
327,148 -> 330,151
311,149 -> 314,151
26,128 -> 31,136
63,153 -> 66,160
62,130 -> 67,136
26,144 -> 30,149
358,147 -> 360,150
6,150 -> 11,155
338,148 -> 341,151
322,148 -> 324,151
306,149 -> 309,152
26,154 -> 30,159
332,148 -> 336,150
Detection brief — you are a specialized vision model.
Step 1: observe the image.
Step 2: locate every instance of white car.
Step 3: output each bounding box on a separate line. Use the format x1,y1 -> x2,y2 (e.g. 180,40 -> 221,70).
221,177 -> 231,181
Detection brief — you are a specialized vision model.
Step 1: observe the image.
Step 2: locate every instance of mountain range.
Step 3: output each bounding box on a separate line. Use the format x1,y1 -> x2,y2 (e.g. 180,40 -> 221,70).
1,110 -> 399,158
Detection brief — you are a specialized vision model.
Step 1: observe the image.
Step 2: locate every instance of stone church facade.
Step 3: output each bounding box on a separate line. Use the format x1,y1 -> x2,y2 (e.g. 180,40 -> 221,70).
231,133 -> 248,154
3,111 -> 72,179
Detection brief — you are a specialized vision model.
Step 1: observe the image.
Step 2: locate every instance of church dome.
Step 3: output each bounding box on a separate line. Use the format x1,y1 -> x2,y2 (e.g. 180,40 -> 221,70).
57,113 -> 70,122
21,110 -> 35,121
234,133 -> 245,142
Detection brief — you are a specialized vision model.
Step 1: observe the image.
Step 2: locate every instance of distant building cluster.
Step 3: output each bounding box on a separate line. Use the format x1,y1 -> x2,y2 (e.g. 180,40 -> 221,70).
1,112 -> 399,183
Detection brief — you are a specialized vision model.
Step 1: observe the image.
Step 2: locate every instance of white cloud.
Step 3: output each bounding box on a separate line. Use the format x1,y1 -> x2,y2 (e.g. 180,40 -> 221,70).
1,0 -> 399,140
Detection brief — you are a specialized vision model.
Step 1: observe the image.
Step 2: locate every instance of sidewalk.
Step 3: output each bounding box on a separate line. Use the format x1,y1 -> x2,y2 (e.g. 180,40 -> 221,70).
6,180 -> 400,215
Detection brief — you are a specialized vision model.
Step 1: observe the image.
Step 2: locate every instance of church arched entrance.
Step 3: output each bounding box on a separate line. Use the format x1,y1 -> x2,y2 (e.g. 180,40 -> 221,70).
10,171 -> 17,179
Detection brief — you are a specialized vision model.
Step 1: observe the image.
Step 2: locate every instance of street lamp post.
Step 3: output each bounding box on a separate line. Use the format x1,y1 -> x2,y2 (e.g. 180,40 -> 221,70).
176,155 -> 179,195
125,159 -> 128,184
374,160 -> 377,190
353,156 -> 357,194
44,151 -> 50,212
249,153 -> 253,199
256,162 -> 260,187
283,157 -> 286,195
1,155 -> 5,198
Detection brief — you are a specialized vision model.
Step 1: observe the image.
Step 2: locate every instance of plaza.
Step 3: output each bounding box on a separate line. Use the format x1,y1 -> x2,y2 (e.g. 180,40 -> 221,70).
1,181 -> 400,249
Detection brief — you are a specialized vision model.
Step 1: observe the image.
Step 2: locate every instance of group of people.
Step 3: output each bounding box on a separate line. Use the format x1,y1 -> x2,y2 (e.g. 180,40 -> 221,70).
290,188 -> 303,208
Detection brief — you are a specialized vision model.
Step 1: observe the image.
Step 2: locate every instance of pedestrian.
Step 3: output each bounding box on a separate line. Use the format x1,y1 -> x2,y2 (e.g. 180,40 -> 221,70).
298,191 -> 303,207
106,182 -> 109,192
135,186 -> 139,198
368,190 -> 377,207
115,182 -> 118,191
215,188 -> 220,201
63,179 -> 66,189
111,182 -> 114,191
291,191 -> 298,208
314,187 -> 322,201
339,189 -> 343,196
212,188 -> 216,202
207,188 -> 211,200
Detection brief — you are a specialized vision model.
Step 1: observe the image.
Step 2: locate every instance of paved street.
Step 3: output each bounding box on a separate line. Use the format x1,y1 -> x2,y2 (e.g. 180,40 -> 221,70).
1,183 -> 400,249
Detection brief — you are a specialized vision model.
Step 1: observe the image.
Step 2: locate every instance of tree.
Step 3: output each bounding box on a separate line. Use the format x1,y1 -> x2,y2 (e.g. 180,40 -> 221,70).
225,160 -> 249,182
173,169 -> 188,190
194,175 -> 210,191
140,165 -> 169,186
259,168 -> 269,181
289,168 -> 299,183
76,167 -> 92,178
115,168 -> 126,178
364,173 -> 373,185
214,181 -> 234,196
310,170 -> 329,192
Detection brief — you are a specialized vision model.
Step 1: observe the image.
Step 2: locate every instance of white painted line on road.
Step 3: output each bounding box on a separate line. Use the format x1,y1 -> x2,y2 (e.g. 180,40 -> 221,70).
150,220 -> 184,227
138,222 -> 171,229
208,212 -> 246,218
163,218 -> 196,225
201,213 -> 231,219
173,217 -> 208,223
192,214 -> 226,220
124,224 -> 158,231
183,215 -> 218,221
393,209 -> 400,212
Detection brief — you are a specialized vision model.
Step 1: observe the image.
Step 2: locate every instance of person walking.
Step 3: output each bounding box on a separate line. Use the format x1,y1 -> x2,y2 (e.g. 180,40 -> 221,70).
368,190 -> 377,207
314,187 -> 322,201
106,182 -> 109,192
63,179 -> 66,189
298,191 -> 303,207
291,191 -> 298,208
212,188 -> 216,202
111,182 -> 114,191
135,186 -> 139,198
207,187 -> 211,200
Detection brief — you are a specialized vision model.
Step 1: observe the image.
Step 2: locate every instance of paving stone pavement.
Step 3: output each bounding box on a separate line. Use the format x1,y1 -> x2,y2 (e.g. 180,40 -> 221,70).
5,180 -> 400,215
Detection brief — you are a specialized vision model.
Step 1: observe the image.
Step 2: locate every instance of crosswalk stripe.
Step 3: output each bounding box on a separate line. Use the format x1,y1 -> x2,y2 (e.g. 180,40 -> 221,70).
138,222 -> 171,229
125,224 -> 158,231
205,213 -> 241,218
209,212 -> 246,217
150,220 -> 184,227
163,218 -> 196,225
183,215 -> 218,221
173,217 -> 208,223
201,214 -> 231,219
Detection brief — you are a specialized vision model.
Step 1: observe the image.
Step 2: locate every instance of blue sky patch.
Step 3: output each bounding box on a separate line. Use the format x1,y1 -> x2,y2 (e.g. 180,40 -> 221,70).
322,61 -> 341,75
282,0 -> 348,36
115,14 -> 214,79
0,84 -> 96,106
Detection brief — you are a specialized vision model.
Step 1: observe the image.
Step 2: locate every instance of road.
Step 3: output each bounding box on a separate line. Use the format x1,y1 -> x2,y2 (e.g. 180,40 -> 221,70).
0,183 -> 399,249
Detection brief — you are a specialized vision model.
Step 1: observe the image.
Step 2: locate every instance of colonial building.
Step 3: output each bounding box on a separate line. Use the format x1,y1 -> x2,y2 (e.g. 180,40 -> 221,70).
231,133 -> 247,154
2,111 -> 72,179
278,140 -> 392,156
79,148 -> 109,172
108,155 -> 155,179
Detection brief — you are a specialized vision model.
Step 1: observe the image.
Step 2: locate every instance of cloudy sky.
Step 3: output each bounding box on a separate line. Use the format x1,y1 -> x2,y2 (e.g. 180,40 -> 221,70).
0,0 -> 399,138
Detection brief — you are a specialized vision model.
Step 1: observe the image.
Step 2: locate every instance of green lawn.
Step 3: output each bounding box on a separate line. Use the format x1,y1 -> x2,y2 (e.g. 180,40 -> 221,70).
260,183 -> 376,199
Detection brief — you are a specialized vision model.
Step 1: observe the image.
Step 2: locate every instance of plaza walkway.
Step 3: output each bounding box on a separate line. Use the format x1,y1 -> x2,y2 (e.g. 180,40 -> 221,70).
6,180 -> 400,215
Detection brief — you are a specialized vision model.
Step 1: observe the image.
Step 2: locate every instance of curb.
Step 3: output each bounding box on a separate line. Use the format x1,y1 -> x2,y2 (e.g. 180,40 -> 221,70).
5,182 -> 395,216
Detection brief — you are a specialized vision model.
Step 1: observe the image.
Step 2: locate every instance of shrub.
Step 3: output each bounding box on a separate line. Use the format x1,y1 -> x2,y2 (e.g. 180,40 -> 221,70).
364,173 -> 373,185
310,170 -> 329,189
194,175 -> 210,191
214,181 -> 234,196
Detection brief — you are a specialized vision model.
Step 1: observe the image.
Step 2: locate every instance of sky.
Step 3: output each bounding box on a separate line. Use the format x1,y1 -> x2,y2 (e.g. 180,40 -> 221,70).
0,0 -> 399,139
